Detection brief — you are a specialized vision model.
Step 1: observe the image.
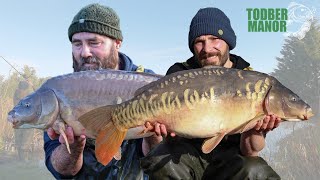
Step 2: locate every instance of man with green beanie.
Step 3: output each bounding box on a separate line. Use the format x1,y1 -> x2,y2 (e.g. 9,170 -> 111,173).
141,7 -> 281,180
43,4 -> 166,179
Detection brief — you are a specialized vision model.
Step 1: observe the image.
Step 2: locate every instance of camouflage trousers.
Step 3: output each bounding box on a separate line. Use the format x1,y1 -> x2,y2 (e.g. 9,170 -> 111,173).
141,137 -> 280,180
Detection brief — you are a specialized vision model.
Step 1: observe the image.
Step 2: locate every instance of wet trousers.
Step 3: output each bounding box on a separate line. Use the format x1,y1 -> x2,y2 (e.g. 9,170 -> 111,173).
141,137 -> 280,180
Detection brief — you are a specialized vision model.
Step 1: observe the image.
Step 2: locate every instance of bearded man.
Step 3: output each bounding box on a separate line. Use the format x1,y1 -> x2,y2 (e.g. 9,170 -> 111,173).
141,7 -> 281,180
44,4 -> 166,180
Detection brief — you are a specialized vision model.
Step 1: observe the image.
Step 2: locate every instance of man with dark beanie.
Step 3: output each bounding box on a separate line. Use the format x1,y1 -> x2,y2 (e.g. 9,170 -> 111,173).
43,4 -> 166,179
141,7 -> 281,180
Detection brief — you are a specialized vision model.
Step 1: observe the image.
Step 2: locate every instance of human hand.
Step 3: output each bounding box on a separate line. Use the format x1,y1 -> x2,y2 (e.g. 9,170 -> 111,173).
254,114 -> 281,133
143,121 -> 176,138
47,126 -> 86,153
142,122 -> 176,156
240,114 -> 282,156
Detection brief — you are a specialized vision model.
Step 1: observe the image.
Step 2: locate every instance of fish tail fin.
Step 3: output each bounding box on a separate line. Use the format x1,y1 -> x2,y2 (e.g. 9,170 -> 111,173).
96,122 -> 127,165
78,105 -> 127,165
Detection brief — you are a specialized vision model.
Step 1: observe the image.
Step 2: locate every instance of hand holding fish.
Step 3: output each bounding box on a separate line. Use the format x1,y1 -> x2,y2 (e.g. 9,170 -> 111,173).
240,114 -> 281,156
254,114 -> 281,132
47,126 -> 86,150
142,122 -> 176,156
47,126 -> 85,176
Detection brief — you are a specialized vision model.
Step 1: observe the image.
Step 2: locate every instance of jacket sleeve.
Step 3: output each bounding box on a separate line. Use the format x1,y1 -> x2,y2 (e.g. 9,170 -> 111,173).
44,132 -> 145,179
43,132 -> 74,179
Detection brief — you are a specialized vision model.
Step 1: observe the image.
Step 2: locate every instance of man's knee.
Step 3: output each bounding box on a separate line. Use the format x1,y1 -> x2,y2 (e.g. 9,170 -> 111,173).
239,156 -> 281,180
141,139 -> 206,180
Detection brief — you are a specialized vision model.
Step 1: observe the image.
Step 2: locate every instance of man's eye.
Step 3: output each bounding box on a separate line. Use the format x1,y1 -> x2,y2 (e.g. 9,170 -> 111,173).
72,42 -> 82,47
90,41 -> 101,46
194,41 -> 203,47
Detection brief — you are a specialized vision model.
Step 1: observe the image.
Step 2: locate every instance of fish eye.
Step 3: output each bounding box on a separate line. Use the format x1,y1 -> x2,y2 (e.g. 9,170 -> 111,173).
24,102 -> 31,107
290,96 -> 298,102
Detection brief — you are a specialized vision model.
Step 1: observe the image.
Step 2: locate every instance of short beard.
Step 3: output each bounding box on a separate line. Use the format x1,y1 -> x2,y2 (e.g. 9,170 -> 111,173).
72,46 -> 119,72
197,50 -> 229,67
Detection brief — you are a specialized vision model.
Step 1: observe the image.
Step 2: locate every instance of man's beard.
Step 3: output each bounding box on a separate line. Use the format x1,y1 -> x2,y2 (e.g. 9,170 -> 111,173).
72,46 -> 119,72
197,50 -> 229,67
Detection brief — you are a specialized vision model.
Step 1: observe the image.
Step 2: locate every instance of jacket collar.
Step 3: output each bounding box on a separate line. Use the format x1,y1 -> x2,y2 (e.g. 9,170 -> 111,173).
118,52 -> 134,71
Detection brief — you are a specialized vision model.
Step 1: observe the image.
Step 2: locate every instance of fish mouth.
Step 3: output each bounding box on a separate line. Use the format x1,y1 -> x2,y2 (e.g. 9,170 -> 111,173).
7,115 -> 20,128
303,107 -> 314,120
297,114 -> 313,121
11,120 -> 20,128
295,114 -> 309,121
12,123 -> 18,128
306,107 -> 314,119
292,107 -> 314,121
283,112 -> 312,121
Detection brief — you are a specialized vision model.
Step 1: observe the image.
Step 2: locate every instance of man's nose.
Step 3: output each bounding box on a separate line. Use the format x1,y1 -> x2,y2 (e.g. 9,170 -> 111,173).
81,44 -> 92,58
203,41 -> 211,53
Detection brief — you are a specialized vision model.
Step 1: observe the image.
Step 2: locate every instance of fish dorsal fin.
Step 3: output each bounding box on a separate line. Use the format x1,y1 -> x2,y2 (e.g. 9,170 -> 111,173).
78,105 -> 114,138
95,122 -> 127,165
239,114 -> 266,133
202,132 -> 226,154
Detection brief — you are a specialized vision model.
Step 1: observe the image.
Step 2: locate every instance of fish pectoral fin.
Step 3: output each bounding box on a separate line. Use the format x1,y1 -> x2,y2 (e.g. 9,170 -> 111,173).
78,105 -> 113,138
202,132 -> 226,154
53,120 -> 71,154
58,126 -> 71,154
95,122 -> 127,166
113,148 -> 122,160
263,86 -> 272,115
240,114 -> 266,133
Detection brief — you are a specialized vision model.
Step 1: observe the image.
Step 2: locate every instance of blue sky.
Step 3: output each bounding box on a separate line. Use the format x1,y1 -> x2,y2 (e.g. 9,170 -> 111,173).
0,0 -> 319,77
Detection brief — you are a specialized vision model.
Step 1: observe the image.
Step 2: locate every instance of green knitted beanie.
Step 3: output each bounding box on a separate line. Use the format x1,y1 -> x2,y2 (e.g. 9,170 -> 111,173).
68,3 -> 123,41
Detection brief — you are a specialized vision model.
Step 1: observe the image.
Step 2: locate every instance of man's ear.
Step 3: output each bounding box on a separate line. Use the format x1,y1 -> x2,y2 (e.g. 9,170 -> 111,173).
115,40 -> 122,49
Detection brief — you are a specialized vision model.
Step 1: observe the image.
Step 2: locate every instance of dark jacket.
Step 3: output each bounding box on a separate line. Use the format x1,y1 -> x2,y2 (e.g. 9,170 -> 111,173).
44,52 -> 153,180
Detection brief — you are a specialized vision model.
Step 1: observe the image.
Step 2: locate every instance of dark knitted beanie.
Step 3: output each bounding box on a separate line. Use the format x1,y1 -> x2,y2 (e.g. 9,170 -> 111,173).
68,3 -> 123,41
188,7 -> 236,53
